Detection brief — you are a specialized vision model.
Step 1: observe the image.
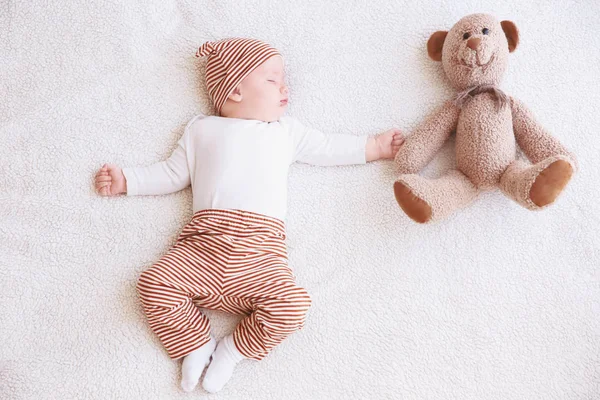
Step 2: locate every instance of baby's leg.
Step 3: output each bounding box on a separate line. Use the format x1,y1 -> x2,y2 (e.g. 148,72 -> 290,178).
394,170 -> 479,223
233,280 -> 312,360
137,242 -> 220,392
203,268 -> 311,393
499,156 -> 573,210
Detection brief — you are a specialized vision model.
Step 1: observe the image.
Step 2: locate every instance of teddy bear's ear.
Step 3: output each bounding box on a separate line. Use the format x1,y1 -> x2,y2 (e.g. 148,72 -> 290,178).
501,20 -> 519,52
427,31 -> 448,61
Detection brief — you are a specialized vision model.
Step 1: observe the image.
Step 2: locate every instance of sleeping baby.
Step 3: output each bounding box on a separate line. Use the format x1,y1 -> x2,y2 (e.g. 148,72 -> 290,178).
94,38 -> 404,393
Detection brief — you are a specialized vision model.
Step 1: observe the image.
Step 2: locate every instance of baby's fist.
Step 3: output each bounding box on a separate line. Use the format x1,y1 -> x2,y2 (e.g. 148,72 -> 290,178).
95,164 -> 126,196
376,128 -> 405,160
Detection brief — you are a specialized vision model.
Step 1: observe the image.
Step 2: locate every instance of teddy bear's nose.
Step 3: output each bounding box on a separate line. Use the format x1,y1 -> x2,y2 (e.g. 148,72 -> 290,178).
467,37 -> 481,50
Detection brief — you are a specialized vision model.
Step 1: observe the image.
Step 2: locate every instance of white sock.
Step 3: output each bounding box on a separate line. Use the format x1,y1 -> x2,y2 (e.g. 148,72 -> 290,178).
202,334 -> 245,393
180,336 -> 217,393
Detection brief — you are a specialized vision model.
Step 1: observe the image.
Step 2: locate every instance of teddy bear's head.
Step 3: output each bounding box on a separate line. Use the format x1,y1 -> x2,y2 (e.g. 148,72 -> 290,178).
427,14 -> 519,90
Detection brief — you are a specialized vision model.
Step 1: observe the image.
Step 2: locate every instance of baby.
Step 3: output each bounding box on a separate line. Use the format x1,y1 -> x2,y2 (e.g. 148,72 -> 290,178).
95,38 -> 404,393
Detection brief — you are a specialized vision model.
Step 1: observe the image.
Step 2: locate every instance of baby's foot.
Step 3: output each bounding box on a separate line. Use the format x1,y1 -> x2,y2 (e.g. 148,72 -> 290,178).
181,336 -> 217,392
202,335 -> 245,393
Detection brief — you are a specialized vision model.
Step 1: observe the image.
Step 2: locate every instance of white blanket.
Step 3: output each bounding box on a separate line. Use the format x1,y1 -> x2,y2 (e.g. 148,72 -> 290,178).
1,1 -> 599,398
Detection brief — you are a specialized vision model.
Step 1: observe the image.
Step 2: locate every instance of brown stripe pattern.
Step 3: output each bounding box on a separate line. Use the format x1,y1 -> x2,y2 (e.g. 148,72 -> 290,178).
136,209 -> 311,360
196,38 -> 281,115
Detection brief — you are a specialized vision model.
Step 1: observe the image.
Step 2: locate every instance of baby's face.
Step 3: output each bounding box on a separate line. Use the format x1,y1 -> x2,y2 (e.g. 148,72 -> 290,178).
237,56 -> 288,122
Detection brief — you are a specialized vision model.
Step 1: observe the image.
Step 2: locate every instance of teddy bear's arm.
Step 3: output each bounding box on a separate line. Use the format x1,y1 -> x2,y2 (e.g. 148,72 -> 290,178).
394,100 -> 460,174
510,97 -> 577,168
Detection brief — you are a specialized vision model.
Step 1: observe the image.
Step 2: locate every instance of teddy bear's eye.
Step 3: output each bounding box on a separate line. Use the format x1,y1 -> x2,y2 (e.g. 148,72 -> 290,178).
463,32 -> 471,40
482,28 -> 490,35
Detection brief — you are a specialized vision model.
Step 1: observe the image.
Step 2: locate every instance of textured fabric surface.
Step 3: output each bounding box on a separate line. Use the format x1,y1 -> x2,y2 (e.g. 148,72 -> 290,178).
1,1 -> 599,399
394,14 -> 578,222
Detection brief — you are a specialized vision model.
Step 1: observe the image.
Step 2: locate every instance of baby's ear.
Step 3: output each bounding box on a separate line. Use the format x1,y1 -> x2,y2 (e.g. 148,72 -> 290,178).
501,20 -> 519,52
228,86 -> 243,102
427,31 -> 448,61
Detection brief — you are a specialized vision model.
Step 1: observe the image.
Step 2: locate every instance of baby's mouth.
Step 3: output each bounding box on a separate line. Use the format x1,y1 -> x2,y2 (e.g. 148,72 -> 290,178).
280,99 -> 289,106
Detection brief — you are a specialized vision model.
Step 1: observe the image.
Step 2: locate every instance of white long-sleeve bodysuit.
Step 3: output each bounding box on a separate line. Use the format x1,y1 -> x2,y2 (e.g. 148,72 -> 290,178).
123,115 -> 367,221
130,115 -> 367,362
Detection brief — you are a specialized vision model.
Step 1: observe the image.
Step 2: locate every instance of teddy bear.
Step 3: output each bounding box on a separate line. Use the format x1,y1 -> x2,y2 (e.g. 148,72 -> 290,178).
393,13 -> 576,224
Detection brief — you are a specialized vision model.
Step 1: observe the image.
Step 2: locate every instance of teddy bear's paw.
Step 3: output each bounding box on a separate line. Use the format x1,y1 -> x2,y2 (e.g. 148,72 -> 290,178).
529,158 -> 574,208
394,180 -> 433,223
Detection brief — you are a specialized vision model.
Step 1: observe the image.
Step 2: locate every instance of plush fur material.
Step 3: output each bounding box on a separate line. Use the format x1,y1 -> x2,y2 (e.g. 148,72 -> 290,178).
394,13 -> 577,223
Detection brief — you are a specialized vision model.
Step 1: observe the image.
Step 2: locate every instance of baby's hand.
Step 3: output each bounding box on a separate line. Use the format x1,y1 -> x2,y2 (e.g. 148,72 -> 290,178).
375,128 -> 405,160
95,164 -> 127,196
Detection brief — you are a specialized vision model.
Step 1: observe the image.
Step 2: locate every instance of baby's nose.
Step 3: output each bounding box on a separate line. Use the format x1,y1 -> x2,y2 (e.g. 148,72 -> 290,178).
281,85 -> 289,95
467,37 -> 481,50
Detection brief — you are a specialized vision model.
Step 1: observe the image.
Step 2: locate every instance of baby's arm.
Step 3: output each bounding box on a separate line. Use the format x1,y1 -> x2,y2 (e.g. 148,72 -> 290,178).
288,118 -> 404,166
95,131 -> 191,197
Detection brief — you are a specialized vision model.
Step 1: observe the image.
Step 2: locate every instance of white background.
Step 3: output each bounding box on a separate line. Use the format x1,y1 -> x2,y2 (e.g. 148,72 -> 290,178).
1,1 -> 599,399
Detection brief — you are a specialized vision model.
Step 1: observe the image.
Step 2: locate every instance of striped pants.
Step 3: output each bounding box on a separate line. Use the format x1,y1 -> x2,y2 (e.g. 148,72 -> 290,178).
136,209 -> 312,360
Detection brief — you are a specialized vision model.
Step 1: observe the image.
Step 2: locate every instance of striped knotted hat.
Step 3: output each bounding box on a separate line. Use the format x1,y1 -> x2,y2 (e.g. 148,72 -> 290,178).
196,38 -> 281,115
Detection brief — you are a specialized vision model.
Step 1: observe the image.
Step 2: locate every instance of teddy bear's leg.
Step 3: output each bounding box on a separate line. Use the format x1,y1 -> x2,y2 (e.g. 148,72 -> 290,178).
394,170 -> 479,223
499,155 -> 574,210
